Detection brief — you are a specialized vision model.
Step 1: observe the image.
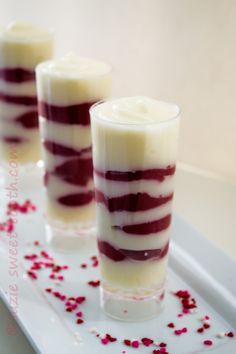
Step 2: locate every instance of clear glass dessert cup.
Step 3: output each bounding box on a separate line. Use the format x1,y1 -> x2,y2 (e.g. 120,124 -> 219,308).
36,55 -> 112,251
90,96 -> 180,320
0,22 -> 53,184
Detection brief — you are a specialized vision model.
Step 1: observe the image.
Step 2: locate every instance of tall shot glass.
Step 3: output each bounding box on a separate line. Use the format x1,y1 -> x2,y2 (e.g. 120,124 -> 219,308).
0,22 -> 53,172
36,54 -> 112,248
90,96 -> 180,320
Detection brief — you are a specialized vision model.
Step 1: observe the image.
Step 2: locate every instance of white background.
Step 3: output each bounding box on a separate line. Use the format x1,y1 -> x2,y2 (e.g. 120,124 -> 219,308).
1,0 -> 236,180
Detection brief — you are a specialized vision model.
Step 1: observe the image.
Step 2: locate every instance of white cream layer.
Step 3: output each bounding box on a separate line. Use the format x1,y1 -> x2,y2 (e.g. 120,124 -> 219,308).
47,198 -> 95,223
36,54 -> 112,105
91,96 -> 179,170
0,22 -> 53,69
95,174 -> 174,198
46,174 -> 93,199
0,79 -> 36,95
40,117 -> 92,151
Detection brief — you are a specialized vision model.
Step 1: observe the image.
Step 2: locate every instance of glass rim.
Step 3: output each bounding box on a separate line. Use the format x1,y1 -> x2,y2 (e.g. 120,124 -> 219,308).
89,96 -> 181,127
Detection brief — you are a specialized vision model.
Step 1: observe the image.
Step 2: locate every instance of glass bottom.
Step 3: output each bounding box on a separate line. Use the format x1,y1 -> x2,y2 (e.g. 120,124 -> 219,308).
45,218 -> 96,253
100,284 -> 165,321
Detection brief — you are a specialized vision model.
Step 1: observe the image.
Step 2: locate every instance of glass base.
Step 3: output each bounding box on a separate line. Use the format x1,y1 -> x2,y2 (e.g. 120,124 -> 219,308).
45,219 -> 96,253
100,285 -> 165,321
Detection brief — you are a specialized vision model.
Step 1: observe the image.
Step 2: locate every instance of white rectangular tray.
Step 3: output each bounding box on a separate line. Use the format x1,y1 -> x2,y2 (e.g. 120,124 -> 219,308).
0,174 -> 235,354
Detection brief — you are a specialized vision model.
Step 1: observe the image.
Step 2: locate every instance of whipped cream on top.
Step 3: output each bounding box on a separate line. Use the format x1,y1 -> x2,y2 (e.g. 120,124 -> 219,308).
38,53 -> 111,79
92,96 -> 179,125
0,22 -> 53,41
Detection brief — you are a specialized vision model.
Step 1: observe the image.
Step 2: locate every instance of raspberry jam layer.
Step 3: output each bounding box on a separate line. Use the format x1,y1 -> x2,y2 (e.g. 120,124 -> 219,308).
1,136 -> 26,144
94,165 -> 175,182
43,140 -> 91,157
53,157 -> 93,186
113,214 -> 171,235
15,111 -> 38,128
95,189 -> 173,212
38,101 -> 96,125
98,240 -> 169,261
58,191 -> 94,207
0,68 -> 35,83
0,92 -> 37,106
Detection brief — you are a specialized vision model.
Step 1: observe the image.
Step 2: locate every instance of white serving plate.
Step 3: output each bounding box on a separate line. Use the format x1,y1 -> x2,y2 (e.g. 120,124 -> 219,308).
0,172 -> 235,354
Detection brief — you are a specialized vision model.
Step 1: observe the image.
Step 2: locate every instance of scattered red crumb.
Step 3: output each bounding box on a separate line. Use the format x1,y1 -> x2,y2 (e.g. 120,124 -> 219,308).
105,333 -> 117,342
58,275 -> 64,281
197,327 -> 204,333
101,337 -> 109,345
34,240 -> 40,246
153,350 -> 169,354
76,296 -> 86,304
66,307 -> 73,312
177,313 -> 183,318
203,339 -> 213,346
160,349 -> 167,353
159,342 -> 167,347
80,263 -> 87,269
76,318 -> 84,325
174,289 -> 197,314
24,254 -> 38,260
123,339 -> 131,346
131,340 -> 139,348
91,256 -> 99,267
226,331 -> 234,338
76,311 -> 83,317
141,337 -> 154,346
174,327 -> 188,336
167,322 -> 175,328
41,251 -> 50,259
7,200 -> 36,214
87,280 -> 100,287
203,323 -> 210,329
27,270 -> 37,280
45,288 -> 52,293
204,315 -> 210,320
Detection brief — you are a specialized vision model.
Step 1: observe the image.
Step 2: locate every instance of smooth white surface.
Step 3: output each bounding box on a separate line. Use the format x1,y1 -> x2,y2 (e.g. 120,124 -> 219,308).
0,168 -> 236,354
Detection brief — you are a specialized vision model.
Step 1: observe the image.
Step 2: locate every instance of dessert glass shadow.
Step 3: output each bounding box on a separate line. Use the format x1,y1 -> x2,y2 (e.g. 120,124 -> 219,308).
90,96 -> 180,320
0,22 -> 53,178
36,54 -> 112,249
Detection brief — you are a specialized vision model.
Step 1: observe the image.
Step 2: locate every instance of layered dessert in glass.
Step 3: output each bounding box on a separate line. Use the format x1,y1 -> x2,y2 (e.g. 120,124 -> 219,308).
90,96 -> 180,320
36,54 -> 112,244
0,22 -> 53,165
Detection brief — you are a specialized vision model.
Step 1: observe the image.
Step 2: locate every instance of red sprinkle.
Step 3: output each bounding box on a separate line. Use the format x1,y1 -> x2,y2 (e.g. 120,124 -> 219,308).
167,322 -> 175,328
226,332 -> 234,338
76,318 -> 84,325
76,296 -> 86,304
197,327 -> 204,333
203,340 -> 213,346
159,342 -> 167,347
80,263 -> 87,269
87,280 -> 100,287
27,270 -> 37,280
141,337 -> 154,346
106,333 -> 117,342
34,240 -> 40,246
123,339 -> 131,346
131,340 -> 139,348
101,338 -> 109,345
203,323 -> 210,329
45,288 -> 52,293
76,311 -> 83,317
